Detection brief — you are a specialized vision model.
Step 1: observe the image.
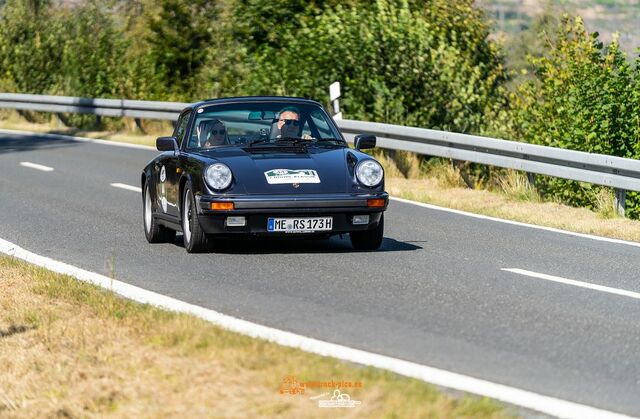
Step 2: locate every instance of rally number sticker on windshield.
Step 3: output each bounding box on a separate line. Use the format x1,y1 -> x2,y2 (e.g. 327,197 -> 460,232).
264,169 -> 320,184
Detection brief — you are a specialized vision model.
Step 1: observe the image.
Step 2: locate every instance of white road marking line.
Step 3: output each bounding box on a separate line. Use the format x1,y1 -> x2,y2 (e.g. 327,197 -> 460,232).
19,161 -> 54,172
503,268 -> 640,300
110,183 -> 142,193
0,238 -> 633,419
390,196 -> 640,249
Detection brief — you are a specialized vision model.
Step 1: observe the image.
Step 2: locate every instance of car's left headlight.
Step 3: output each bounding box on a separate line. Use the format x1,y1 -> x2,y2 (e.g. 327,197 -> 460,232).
205,163 -> 233,191
355,159 -> 383,187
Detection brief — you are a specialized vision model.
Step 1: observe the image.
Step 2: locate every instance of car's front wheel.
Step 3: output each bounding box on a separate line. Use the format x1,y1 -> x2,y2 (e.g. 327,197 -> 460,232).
143,181 -> 176,243
182,184 -> 212,253
349,214 -> 384,250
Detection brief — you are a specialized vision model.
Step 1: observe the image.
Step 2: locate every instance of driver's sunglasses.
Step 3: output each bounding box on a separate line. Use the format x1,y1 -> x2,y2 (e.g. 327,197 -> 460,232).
211,129 -> 225,135
279,119 -> 300,127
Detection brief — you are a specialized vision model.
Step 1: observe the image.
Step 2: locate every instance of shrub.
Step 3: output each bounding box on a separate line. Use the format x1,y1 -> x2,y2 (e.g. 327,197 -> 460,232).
0,0 -> 62,94
507,15 -> 640,217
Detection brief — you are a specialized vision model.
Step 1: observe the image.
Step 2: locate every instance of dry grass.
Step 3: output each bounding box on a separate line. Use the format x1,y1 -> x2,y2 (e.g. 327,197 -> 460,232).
423,158 -> 467,189
594,188 -> 619,219
386,177 -> 640,242
0,256 -> 511,418
497,171 -> 540,203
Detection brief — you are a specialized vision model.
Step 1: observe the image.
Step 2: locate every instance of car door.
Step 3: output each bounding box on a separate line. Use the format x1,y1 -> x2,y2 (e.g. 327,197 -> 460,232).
157,110 -> 191,218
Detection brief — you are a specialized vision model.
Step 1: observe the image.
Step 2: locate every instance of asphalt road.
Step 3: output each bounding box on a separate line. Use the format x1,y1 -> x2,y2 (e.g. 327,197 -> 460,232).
2,131 -> 640,416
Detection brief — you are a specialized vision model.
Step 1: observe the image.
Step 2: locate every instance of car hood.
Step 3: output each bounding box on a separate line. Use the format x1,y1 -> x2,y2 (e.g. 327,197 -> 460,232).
194,147 -> 352,194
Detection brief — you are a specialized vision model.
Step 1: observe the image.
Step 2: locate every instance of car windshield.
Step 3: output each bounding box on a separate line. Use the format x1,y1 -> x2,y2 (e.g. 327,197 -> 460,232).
186,101 -> 345,150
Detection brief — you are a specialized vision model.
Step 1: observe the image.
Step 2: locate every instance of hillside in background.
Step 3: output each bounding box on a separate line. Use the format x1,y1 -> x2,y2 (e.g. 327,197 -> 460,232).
479,0 -> 640,56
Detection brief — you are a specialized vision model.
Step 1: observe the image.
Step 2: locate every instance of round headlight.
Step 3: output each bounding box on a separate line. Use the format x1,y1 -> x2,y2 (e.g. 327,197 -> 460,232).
355,159 -> 383,187
205,163 -> 233,191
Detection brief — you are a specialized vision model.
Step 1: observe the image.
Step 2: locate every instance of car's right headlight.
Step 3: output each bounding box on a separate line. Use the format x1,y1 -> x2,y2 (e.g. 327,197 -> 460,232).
205,163 -> 233,191
355,159 -> 383,187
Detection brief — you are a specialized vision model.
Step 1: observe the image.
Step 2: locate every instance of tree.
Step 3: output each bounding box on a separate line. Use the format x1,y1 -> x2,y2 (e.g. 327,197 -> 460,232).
144,0 -> 220,97
55,2 -> 126,98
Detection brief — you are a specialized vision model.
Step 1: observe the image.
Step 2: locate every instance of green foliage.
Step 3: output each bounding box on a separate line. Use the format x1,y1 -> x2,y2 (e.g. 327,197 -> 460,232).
0,0 -> 61,93
504,15 -> 640,217
229,0 -> 331,52
0,0 -> 508,127
55,2 -> 126,98
144,0 -> 220,97
231,0 -> 507,133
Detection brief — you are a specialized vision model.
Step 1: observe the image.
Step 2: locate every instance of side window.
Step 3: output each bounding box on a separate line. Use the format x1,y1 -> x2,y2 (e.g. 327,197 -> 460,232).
174,111 -> 192,148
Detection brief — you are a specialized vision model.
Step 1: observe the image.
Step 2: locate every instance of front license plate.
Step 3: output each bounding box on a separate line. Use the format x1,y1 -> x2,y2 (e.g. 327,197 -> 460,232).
267,217 -> 333,233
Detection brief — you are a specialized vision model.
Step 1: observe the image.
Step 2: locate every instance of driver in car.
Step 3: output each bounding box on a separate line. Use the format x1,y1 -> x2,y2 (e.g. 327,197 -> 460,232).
275,107 -> 312,140
276,107 -> 301,138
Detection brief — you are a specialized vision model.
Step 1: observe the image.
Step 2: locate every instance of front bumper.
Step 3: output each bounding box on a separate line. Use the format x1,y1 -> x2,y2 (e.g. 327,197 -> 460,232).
195,192 -> 388,235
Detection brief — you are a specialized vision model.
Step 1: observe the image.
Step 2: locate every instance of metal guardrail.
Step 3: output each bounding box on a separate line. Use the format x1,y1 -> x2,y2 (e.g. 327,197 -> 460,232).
2,93 -> 639,215
337,120 -> 640,215
0,93 -> 187,120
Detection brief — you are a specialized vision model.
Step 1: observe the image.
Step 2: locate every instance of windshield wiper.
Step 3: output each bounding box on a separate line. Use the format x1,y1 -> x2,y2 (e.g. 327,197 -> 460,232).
274,137 -> 311,146
247,137 -> 306,147
247,137 -> 343,148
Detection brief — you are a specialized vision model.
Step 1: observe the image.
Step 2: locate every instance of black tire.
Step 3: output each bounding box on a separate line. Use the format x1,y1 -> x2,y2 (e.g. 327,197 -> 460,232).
182,183 -> 212,253
349,214 -> 384,250
143,181 -> 176,243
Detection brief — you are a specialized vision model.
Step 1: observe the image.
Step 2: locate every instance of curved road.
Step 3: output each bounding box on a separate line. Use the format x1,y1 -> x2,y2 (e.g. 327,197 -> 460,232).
2,131 -> 640,416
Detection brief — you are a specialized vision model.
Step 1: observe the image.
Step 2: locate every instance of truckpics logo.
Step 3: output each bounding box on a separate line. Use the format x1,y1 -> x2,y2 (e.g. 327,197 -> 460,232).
264,169 -> 321,184
279,375 -> 363,409
317,389 -> 361,408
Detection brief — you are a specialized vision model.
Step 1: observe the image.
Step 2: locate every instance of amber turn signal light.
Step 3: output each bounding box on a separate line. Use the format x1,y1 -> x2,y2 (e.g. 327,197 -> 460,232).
367,199 -> 385,208
210,202 -> 234,210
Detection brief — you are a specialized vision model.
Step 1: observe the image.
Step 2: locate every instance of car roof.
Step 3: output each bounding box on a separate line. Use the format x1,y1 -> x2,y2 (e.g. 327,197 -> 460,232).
184,96 -> 324,113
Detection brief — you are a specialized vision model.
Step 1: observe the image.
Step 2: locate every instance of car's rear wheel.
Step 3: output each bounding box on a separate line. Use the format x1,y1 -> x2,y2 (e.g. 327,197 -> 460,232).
349,214 -> 384,250
143,181 -> 176,243
182,184 -> 211,253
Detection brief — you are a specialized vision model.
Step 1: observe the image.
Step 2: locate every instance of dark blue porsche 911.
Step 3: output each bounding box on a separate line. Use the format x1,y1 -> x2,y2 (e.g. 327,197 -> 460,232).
141,96 -> 388,253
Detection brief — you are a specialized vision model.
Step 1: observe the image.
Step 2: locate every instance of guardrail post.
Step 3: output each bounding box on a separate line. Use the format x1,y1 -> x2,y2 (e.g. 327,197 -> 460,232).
614,188 -> 626,217
526,172 -> 535,187
452,160 -> 475,189
134,117 -> 146,134
55,113 -> 68,127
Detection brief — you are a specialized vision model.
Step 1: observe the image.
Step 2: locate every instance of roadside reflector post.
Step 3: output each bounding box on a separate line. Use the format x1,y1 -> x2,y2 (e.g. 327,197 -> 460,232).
329,81 -> 342,120
614,188 -> 626,217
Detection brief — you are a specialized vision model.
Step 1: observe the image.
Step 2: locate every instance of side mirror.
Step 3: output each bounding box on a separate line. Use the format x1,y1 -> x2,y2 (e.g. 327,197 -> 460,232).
157,136 -> 178,152
354,134 -> 376,150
